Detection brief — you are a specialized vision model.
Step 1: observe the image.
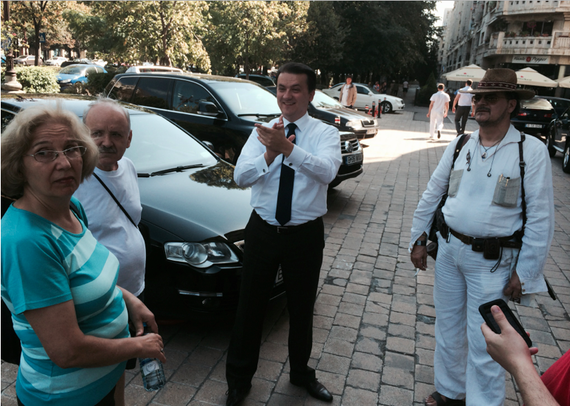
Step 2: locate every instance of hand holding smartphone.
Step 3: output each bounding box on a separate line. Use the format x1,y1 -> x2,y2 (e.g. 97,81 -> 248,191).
479,299 -> 532,347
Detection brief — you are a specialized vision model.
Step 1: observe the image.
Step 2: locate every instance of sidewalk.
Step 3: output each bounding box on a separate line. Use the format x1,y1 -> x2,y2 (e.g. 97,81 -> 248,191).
2,101 -> 569,406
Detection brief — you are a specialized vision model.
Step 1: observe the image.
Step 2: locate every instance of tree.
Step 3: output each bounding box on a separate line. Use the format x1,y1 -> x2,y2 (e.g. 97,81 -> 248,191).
7,1 -> 65,65
87,1 -> 210,70
204,1 -> 309,76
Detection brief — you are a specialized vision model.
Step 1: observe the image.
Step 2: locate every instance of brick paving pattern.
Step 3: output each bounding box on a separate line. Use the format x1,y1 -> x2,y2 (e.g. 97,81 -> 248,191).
2,88 -> 569,405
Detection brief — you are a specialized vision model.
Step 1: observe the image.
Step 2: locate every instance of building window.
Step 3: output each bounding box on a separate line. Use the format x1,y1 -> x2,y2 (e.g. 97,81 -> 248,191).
523,21 -> 553,36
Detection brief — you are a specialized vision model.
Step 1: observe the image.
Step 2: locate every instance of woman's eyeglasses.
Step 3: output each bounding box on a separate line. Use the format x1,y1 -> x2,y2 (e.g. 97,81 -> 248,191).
472,94 -> 505,104
27,146 -> 87,163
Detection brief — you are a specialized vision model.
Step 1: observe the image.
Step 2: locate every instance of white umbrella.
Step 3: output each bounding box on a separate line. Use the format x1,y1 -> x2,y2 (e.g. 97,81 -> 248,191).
555,76 -> 570,89
443,64 -> 486,82
515,67 -> 558,88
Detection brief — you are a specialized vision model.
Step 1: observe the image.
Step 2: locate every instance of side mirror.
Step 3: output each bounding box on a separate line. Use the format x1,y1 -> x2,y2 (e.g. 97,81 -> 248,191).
198,101 -> 222,117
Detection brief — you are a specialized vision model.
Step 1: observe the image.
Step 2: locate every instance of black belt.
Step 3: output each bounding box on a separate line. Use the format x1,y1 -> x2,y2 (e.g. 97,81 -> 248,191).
449,228 -> 522,249
253,210 -> 321,234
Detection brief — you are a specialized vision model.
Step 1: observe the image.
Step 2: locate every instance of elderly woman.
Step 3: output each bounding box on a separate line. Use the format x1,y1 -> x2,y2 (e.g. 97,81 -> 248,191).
1,104 -> 166,406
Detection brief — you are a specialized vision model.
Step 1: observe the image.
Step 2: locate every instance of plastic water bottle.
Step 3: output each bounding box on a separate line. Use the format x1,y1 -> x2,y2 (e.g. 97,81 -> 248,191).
139,325 -> 165,392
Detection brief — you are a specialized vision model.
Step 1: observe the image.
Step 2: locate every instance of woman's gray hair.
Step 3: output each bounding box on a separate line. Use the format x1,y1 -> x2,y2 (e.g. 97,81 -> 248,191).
1,102 -> 99,199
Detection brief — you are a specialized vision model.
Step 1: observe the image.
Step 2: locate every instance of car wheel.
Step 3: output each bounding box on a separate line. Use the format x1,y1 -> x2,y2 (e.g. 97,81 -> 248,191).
563,142 -> 570,174
381,101 -> 392,114
546,128 -> 556,158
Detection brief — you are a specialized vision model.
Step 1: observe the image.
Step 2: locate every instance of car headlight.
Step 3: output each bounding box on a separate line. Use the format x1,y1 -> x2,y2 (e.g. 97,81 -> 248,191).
164,241 -> 239,268
59,79 -> 71,84
346,119 -> 361,129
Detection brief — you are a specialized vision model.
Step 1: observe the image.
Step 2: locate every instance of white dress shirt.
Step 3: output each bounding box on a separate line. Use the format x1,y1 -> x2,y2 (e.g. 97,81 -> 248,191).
234,113 -> 342,226
410,125 -> 554,295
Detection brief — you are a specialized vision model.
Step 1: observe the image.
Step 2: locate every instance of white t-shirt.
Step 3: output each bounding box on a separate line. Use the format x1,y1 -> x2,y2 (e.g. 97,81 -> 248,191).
340,84 -> 351,106
430,91 -> 450,115
457,86 -> 474,106
74,157 -> 146,296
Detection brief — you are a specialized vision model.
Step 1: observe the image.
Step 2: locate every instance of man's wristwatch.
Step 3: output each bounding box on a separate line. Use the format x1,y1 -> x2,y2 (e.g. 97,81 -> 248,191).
415,239 -> 427,246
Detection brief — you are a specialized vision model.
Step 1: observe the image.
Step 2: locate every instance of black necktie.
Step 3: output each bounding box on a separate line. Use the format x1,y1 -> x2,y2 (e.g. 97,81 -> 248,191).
275,123 -> 297,226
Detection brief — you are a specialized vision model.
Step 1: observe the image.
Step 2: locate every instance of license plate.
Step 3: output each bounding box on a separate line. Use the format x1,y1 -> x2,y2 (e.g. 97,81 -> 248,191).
345,154 -> 363,165
274,267 -> 284,286
366,128 -> 376,135
525,124 -> 542,128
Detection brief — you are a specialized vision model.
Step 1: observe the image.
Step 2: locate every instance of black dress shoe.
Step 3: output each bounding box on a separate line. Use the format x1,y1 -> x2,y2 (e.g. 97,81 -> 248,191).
226,386 -> 251,406
292,379 -> 333,402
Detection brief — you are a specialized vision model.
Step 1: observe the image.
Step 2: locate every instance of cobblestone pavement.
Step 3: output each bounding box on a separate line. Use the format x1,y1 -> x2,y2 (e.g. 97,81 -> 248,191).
2,92 -> 569,406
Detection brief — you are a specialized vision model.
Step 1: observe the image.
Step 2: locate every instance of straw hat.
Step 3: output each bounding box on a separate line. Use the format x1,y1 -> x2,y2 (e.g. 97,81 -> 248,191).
459,68 -> 534,99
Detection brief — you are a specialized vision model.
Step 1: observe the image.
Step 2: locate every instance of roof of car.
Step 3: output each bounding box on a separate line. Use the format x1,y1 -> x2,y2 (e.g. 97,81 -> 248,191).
1,94 -> 155,117
115,71 -> 260,85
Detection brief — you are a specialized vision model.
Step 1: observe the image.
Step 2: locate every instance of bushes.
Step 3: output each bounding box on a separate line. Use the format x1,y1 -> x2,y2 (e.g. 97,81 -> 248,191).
87,72 -> 116,95
415,72 -> 437,107
13,66 -> 60,93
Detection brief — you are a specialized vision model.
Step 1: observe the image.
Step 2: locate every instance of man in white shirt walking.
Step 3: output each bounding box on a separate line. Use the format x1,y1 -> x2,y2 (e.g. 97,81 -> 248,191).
452,79 -> 474,136
225,62 -> 341,406
427,83 -> 450,141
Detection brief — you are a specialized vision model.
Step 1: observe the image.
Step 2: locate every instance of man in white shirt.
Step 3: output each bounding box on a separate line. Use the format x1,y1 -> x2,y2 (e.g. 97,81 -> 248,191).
427,84 -> 450,141
74,99 -> 147,406
410,69 -> 554,406
452,79 -> 474,136
339,75 -> 357,108
226,62 -> 341,406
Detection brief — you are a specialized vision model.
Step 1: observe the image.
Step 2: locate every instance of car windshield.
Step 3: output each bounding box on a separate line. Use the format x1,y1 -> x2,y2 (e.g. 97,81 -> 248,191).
59,66 -> 86,75
208,81 -> 280,116
521,98 -> 553,111
124,114 -> 218,173
312,90 -> 343,109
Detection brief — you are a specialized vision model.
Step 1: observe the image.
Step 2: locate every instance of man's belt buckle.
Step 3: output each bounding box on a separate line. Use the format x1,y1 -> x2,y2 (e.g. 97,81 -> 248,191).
276,226 -> 288,234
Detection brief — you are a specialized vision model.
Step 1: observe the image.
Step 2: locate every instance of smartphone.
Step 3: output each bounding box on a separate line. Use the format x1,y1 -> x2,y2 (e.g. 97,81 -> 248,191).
479,299 -> 532,347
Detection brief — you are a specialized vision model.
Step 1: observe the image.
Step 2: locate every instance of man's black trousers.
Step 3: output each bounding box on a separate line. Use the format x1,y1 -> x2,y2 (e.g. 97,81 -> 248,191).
454,105 -> 471,135
226,211 -> 324,390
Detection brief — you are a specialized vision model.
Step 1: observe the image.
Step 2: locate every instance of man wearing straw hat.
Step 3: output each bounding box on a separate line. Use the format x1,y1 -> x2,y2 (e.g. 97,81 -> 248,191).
409,68 -> 554,406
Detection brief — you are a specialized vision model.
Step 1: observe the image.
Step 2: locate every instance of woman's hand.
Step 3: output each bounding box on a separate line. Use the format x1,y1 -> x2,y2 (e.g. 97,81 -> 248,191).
135,332 -> 166,363
119,288 -> 158,337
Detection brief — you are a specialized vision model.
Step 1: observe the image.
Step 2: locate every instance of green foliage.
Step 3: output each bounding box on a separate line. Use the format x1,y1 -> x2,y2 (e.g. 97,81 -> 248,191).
14,66 -> 59,93
415,72 -> 437,106
86,72 -> 116,95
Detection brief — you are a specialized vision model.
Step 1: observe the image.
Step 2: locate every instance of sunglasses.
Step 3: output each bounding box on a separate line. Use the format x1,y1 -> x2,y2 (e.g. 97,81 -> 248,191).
472,94 -> 506,104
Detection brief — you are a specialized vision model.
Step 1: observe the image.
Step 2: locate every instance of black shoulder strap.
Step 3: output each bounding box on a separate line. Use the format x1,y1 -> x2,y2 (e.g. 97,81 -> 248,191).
518,132 -> 527,229
451,133 -> 471,170
93,173 -> 138,229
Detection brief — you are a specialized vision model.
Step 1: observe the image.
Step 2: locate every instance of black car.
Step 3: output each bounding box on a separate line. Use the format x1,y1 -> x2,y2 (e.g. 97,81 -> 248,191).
511,97 -> 555,140
104,72 -> 363,187
537,96 -> 570,118
235,73 -> 276,88
546,106 -> 570,173
1,95 -> 285,319
267,88 -> 379,139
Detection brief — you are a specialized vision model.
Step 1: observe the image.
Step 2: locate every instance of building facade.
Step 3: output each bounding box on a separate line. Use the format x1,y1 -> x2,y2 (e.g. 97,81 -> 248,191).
441,0 -> 570,95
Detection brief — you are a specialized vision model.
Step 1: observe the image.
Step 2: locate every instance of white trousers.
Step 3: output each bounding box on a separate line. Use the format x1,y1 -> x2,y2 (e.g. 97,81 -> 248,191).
433,233 -> 516,406
429,112 -> 445,138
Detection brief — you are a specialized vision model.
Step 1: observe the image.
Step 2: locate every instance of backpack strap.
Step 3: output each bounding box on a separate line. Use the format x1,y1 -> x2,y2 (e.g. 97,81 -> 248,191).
518,132 -> 527,231
452,133 -> 471,169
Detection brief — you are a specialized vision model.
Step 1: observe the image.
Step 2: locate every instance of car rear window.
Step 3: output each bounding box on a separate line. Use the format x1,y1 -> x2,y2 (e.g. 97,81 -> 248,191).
521,98 -> 553,110
131,77 -> 173,109
108,77 -> 138,102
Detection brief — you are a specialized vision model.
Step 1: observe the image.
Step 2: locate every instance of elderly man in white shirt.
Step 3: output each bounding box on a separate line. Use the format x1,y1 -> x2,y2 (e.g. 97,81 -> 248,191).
410,69 -> 554,406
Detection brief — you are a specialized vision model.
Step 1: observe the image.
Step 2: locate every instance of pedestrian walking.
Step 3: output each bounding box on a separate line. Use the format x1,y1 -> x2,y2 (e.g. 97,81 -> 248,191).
452,79 -> 474,136
427,84 -> 450,141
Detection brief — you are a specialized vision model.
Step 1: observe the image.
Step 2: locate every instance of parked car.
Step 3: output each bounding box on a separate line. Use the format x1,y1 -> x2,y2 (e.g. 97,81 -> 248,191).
126,65 -> 183,73
45,56 -> 68,66
56,64 -> 107,90
537,96 -> 570,119
267,87 -> 379,139
0,94 -> 285,318
235,73 -> 276,88
546,106 -> 570,173
60,58 -> 92,68
104,72 -> 363,186
14,55 -> 41,66
511,97 -> 555,141
322,82 -> 405,113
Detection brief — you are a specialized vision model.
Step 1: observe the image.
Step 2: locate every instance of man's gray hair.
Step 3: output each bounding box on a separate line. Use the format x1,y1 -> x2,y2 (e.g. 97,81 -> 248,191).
83,97 -> 131,129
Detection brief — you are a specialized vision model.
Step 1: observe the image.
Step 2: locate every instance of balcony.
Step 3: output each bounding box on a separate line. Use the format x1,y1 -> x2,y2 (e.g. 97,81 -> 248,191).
502,0 -> 560,15
487,31 -> 570,55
